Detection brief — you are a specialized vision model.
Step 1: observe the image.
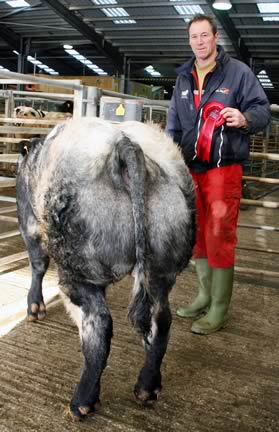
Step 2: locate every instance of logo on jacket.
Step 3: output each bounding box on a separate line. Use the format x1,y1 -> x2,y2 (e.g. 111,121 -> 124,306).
181,89 -> 189,99
215,87 -> 230,95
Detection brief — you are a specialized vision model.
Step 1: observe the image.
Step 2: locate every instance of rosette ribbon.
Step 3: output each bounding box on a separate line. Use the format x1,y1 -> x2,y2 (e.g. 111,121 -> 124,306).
196,101 -> 225,162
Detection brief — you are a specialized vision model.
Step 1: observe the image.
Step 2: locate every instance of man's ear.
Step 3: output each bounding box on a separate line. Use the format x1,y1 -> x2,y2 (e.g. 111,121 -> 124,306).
215,31 -> 219,43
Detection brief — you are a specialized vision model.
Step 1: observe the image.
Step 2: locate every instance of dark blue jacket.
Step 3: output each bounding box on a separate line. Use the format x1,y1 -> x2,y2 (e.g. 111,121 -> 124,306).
166,46 -> 271,172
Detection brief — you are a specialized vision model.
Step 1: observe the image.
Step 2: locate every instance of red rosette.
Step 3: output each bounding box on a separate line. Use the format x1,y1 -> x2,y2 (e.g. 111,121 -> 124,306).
196,101 -> 225,162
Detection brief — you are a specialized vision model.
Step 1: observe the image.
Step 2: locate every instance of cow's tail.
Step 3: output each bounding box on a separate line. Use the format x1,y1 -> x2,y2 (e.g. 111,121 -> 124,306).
113,133 -> 151,342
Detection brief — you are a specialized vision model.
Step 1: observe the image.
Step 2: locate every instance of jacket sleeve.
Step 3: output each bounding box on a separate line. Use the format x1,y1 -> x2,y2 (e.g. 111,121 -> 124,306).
236,67 -> 271,134
166,82 -> 182,144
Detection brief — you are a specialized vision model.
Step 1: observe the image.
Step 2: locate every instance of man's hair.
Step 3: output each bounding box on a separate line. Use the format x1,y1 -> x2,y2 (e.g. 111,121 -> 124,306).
187,14 -> 218,35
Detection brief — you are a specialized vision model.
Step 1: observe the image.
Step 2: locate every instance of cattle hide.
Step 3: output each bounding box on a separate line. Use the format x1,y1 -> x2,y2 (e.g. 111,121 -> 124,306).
16,118 -> 196,421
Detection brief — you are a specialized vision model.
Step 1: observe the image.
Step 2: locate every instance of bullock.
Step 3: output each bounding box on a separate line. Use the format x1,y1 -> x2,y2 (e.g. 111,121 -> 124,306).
14,106 -> 72,121
13,106 -> 72,139
14,105 -> 45,121
16,118 -> 196,421
13,106 -> 46,139
56,99 -> 73,114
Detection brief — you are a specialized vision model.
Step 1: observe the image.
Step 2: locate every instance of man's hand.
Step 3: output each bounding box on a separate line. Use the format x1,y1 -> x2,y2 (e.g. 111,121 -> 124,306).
220,107 -> 247,128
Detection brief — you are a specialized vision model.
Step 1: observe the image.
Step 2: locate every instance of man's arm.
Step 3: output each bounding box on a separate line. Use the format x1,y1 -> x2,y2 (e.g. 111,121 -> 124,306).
229,66 -> 271,134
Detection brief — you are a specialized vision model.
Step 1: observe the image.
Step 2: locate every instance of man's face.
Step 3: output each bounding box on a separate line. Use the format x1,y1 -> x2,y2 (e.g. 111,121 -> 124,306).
189,20 -> 218,62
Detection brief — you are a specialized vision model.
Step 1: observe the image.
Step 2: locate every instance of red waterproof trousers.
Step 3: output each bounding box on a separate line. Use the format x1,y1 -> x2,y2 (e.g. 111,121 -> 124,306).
191,164 -> 242,268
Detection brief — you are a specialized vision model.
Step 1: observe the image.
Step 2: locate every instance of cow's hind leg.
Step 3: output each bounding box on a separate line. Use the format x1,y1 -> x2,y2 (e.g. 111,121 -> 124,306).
25,235 -> 50,321
134,274 -> 174,405
68,283 -> 112,421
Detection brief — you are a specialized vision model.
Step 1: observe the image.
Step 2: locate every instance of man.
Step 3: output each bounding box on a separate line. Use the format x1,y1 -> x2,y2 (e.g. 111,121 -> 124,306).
166,14 -> 271,335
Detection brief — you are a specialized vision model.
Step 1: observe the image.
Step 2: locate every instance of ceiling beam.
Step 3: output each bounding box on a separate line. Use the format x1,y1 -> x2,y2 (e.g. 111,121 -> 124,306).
43,0 -> 123,72
28,35 -> 88,43
232,0 -> 279,3
229,13 -> 279,18
206,0 -> 250,64
97,25 -> 224,32
69,1 -> 207,10
236,25 -> 279,29
0,24 -> 80,75
107,34 -> 230,40
129,59 -> 190,64
241,34 -> 279,39
68,0 -> 279,9
85,15 -> 221,22
0,24 -> 20,51
114,40 -> 233,47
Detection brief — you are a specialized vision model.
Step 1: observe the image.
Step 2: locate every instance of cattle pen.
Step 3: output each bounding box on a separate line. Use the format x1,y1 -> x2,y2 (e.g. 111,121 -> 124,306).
0,71 -> 279,432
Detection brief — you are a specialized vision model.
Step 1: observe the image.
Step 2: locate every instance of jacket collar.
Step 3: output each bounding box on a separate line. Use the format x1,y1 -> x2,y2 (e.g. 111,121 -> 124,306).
176,45 -> 228,76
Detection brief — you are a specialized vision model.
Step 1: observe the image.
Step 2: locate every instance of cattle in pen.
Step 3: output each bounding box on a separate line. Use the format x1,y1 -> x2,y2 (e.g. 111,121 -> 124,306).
16,118 -> 196,421
14,105 -> 72,122
13,105 -> 72,139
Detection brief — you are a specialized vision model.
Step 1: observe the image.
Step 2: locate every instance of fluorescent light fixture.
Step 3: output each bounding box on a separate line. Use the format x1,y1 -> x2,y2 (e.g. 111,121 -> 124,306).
92,0 -> 117,4
174,5 -> 204,15
150,72 -> 161,77
114,19 -> 136,24
258,4 -> 279,21
257,3 -> 279,13
102,8 -> 129,17
6,0 -> 30,7
144,65 -> 162,78
65,49 -> 79,55
80,59 -> 93,65
27,56 -> 42,65
14,52 -> 59,75
262,17 -> 279,21
257,69 -> 274,89
212,0 -> 232,11
30,60 -> 42,65
99,4 -> 136,24
74,54 -> 86,60
63,45 -> 108,76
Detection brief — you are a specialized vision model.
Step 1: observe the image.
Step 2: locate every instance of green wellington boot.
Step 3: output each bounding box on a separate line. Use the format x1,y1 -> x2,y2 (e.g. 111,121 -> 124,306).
191,267 -> 234,335
176,258 -> 212,318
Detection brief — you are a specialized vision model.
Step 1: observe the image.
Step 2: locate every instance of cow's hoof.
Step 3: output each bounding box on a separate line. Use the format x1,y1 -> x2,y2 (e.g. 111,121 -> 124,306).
67,400 -> 100,421
27,302 -> 46,322
64,406 -> 82,422
134,387 -> 161,406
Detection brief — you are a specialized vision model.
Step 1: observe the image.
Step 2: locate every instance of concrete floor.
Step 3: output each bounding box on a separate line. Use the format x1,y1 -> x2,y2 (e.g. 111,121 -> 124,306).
0,187 -> 278,432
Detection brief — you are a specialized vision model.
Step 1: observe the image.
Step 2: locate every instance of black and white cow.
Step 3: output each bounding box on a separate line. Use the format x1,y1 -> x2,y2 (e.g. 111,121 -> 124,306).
16,118 -> 196,421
